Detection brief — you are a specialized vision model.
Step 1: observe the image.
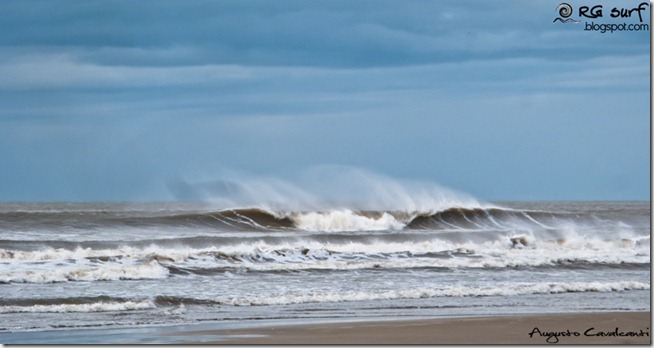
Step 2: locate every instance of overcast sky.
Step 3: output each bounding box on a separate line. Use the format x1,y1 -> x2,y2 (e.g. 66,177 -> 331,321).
0,0 -> 649,202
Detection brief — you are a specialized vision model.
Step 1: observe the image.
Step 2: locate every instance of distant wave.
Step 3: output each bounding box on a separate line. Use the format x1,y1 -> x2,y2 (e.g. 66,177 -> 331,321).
132,206 -> 582,232
1,281 -> 648,311
157,207 -> 429,232
7,205 -> 564,232
160,208 -> 295,230
71,206 -> 555,232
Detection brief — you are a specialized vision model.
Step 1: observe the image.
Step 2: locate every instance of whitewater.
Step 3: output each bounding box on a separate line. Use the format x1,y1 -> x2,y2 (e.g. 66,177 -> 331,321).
0,173 -> 649,335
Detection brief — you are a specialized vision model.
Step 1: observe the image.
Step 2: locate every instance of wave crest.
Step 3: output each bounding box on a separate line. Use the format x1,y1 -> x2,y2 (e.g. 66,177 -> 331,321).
290,210 -> 405,232
149,206 -> 586,233
189,281 -> 653,306
0,300 -> 155,313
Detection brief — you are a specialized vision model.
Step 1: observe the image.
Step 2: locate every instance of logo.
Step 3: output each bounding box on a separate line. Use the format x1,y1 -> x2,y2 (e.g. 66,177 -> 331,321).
552,2 -> 650,33
553,3 -> 579,23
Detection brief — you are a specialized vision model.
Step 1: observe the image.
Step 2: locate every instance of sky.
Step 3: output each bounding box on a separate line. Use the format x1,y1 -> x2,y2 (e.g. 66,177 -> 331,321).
0,0 -> 650,202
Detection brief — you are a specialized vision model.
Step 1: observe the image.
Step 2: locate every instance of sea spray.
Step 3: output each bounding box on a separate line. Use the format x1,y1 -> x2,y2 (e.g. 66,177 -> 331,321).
167,166 -> 488,213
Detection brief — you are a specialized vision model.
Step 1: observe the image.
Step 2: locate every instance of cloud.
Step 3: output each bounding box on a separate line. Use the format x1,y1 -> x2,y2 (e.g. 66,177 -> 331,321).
0,0 -> 648,201
0,53 -> 253,89
1,0 -> 648,69
0,49 -> 645,112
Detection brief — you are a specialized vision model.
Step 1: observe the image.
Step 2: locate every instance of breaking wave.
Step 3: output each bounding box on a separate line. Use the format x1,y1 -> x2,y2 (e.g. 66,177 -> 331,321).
0,259 -> 169,284
0,300 -> 155,313
0,171 -> 649,334
216,281 -> 651,306
0,228 -> 648,283
63,204 -> 634,233
3,281 -> 648,312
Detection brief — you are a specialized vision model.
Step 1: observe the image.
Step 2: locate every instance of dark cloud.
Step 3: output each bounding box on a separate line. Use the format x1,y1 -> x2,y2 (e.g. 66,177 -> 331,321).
1,0 -> 648,68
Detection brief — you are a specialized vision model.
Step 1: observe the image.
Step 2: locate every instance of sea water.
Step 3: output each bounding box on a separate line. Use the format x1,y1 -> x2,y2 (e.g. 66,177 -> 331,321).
0,200 -> 649,338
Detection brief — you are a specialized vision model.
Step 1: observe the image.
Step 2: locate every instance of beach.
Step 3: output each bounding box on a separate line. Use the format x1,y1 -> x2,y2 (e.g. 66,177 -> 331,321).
2,311 -> 649,344
171,312 -> 651,344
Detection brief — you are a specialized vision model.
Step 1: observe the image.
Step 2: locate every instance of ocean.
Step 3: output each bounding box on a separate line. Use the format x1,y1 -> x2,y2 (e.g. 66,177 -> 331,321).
0,200 -> 649,342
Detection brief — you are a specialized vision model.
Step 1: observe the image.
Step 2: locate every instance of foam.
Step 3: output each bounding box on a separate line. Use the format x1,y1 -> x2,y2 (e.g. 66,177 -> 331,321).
1,233 -> 648,283
0,260 -> 169,283
290,210 -> 405,232
0,300 -> 155,313
220,281 -> 650,306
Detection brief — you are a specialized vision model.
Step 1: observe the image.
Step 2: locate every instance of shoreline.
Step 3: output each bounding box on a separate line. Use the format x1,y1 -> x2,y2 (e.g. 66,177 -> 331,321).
172,311 -> 651,345
1,311 -> 650,344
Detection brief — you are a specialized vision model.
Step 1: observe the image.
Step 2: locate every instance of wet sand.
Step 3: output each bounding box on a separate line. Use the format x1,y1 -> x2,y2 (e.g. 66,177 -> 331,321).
174,312 -> 651,344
